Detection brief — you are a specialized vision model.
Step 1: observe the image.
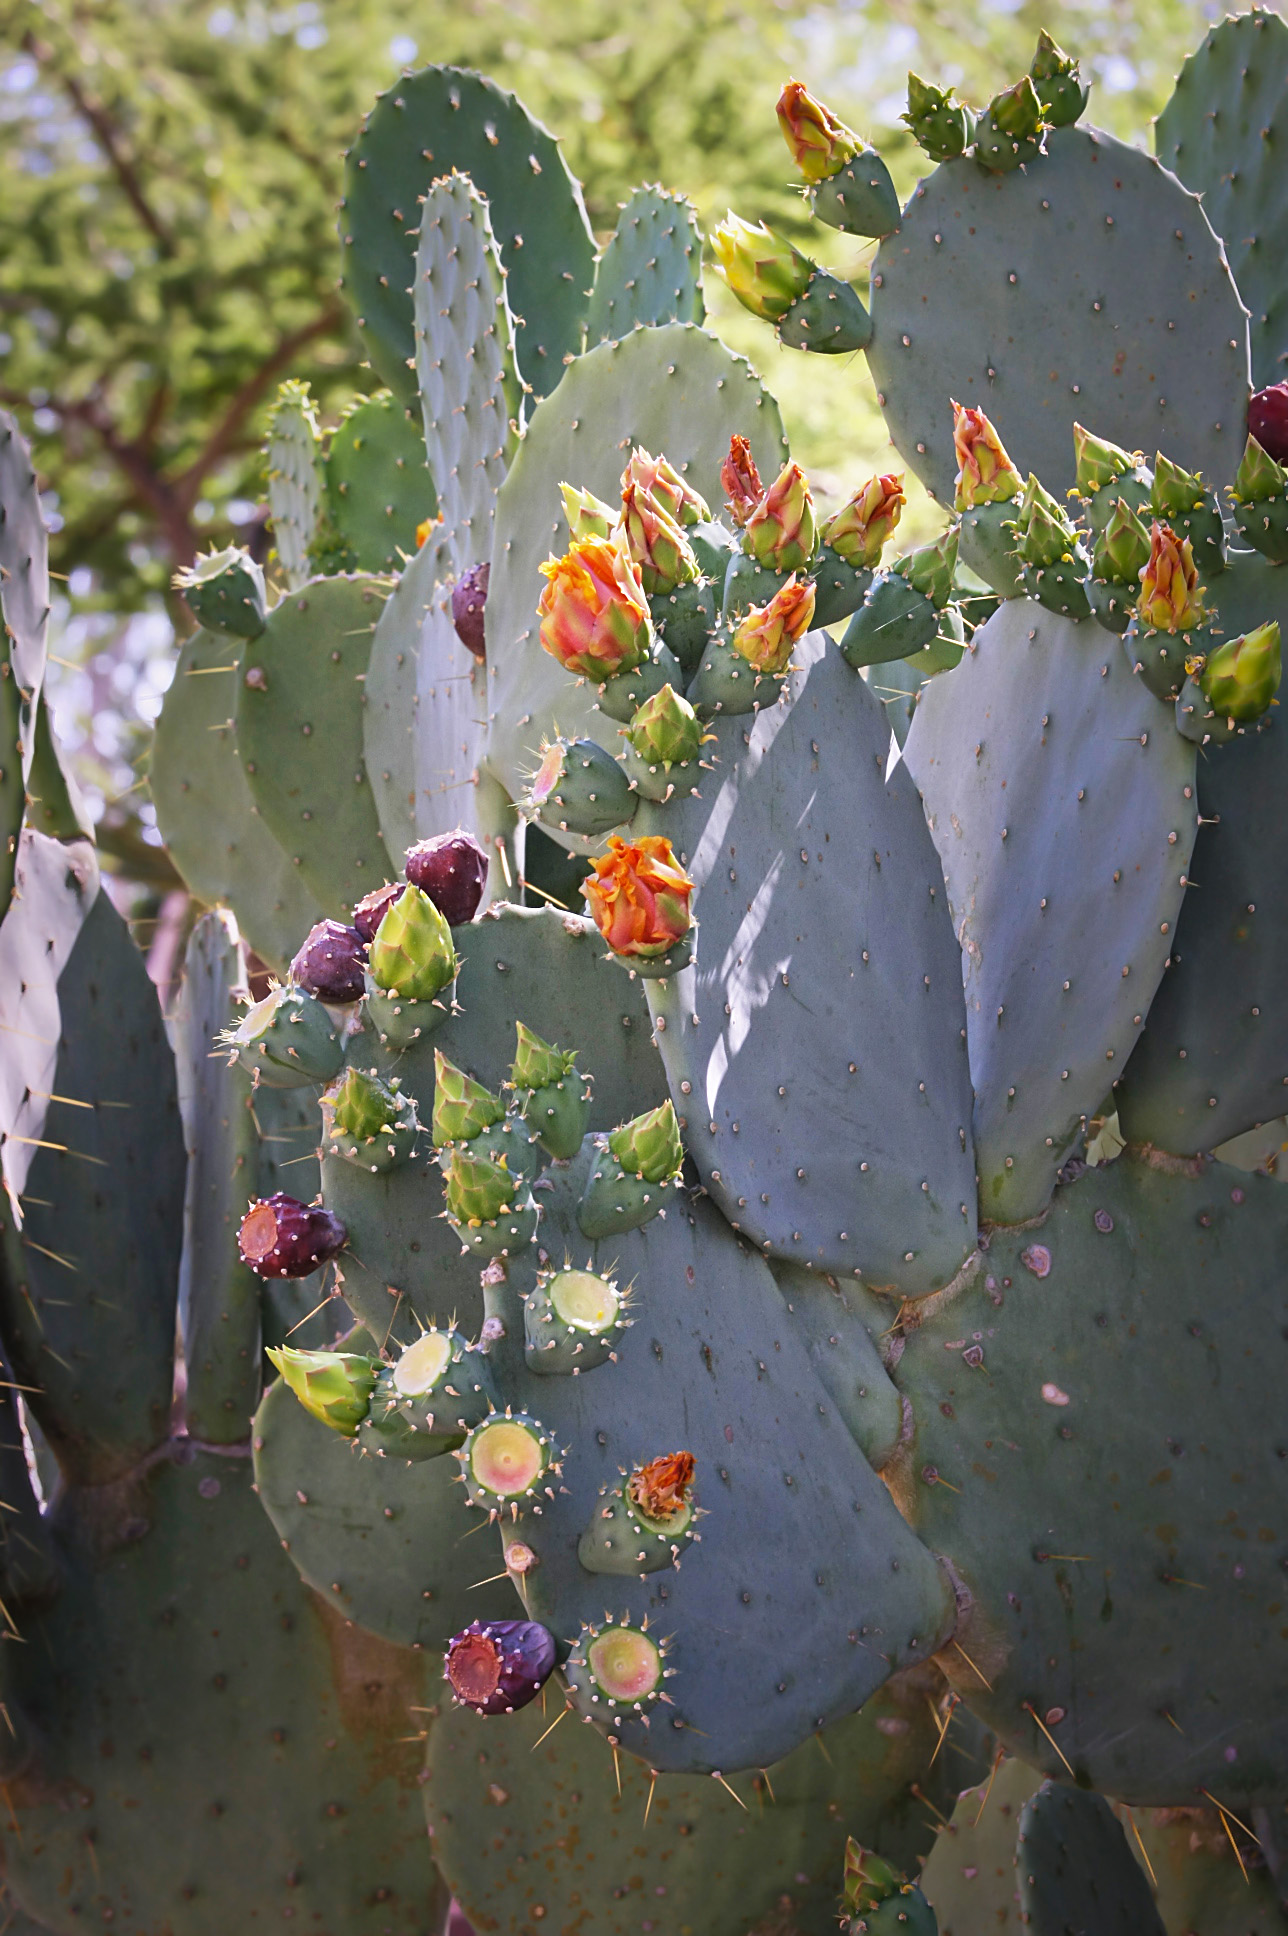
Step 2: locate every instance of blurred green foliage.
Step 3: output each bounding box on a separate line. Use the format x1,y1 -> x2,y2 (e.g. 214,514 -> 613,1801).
0,0 -> 1211,608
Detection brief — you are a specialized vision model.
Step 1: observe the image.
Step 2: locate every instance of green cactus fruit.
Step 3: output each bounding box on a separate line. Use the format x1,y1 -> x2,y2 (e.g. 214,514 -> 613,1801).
1178,620 -> 1282,744
1030,30 -> 1088,127
811,147 -> 900,240
525,736 -> 636,839
687,625 -> 776,715
563,1615 -> 669,1737
510,1023 -> 589,1161
265,1345 -> 378,1435
442,1145 -> 540,1259
647,576 -> 718,675
322,1065 -> 420,1172
609,1098 -> 684,1182
722,545 -> 792,620
431,1049 -> 504,1147
1011,477 -> 1091,618
594,640 -> 685,725
358,1328 -> 495,1461
173,546 -> 267,639
458,1410 -> 556,1513
1231,436 -> 1288,563
974,74 -> 1046,172
524,1264 -> 628,1375
811,547 -> 873,628
902,73 -> 975,163
1151,451 -> 1227,575
368,884 -> 458,1002
225,984 -> 343,1088
577,1448 -> 697,1574
776,267 -> 873,354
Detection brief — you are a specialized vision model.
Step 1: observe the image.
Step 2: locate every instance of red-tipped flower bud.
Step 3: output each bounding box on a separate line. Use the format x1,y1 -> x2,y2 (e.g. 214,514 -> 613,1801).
732,575 -> 816,673
744,461 -> 817,572
1137,521 -> 1205,633
621,448 -> 710,529
820,472 -> 905,568
953,402 -> 1021,511
721,435 -> 764,527
621,481 -> 700,596
776,79 -> 862,183
711,214 -> 813,322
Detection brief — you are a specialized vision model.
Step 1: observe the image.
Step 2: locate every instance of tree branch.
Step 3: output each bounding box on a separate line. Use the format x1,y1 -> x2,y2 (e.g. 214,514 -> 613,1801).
23,32 -> 175,256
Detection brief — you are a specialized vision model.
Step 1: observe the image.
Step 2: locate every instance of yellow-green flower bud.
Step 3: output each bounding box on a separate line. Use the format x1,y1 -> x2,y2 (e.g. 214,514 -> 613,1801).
266,1346 -> 377,1436
711,214 -> 813,323
432,1049 -> 504,1146
1201,621 -> 1281,723
368,885 -> 458,1002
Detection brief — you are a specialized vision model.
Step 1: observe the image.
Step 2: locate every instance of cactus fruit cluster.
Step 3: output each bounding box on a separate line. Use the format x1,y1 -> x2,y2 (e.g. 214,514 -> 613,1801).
5,17 -> 1288,1934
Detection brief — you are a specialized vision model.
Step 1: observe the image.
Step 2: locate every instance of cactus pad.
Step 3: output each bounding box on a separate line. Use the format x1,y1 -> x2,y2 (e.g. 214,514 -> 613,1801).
1016,1782 -> 1166,1935
265,379 -> 324,591
585,186 -> 706,345
323,391 -> 436,574
868,127 -> 1249,507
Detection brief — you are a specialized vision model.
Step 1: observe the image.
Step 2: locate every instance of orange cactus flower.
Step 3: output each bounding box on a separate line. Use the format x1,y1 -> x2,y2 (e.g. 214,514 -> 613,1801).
952,401 -> 1021,511
1137,520 -> 1205,633
732,575 -> 816,674
582,835 -> 695,959
537,533 -> 652,679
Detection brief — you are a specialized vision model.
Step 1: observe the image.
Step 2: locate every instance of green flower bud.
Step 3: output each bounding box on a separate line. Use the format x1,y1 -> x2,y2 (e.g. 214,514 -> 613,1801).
842,1838 -> 902,1914
1073,423 -> 1142,498
1151,452 -> 1208,518
627,684 -> 705,768
560,481 -> 617,542
432,1049 -> 505,1146
511,1021 -> 577,1092
608,1100 -> 684,1184
894,526 -> 959,609
1201,621 -> 1281,723
1011,474 -> 1079,568
1232,434 -> 1288,504
1093,497 -> 1152,585
989,74 -> 1044,139
1030,30 -> 1088,127
902,73 -> 975,163
711,214 -> 813,323
329,1066 -> 398,1142
266,1346 -> 378,1436
368,885 -> 458,1002
443,1144 -> 522,1225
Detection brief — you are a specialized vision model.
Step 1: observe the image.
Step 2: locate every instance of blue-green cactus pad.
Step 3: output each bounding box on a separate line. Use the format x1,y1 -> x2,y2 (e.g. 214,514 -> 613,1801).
340,66 -> 595,404
894,1150 -> 1288,1802
484,323 -> 789,814
236,576 -> 395,920
644,634 -> 977,1296
1016,1782 -> 1166,1935
868,127 -> 1249,507
1117,548 -> 1288,1154
324,391 -> 437,574
585,186 -> 705,345
1155,10 -> 1288,389
904,599 -> 1197,1222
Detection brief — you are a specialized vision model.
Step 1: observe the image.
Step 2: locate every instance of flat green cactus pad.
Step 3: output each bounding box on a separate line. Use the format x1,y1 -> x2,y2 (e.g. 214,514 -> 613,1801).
868,126 -> 1249,507
894,1150 -> 1288,1803
427,1668 -> 983,1936
265,380 -> 324,592
340,66 -> 594,405
585,185 -> 706,345
484,322 -> 789,812
904,599 -> 1198,1222
151,623 -> 325,973
1156,9 -> 1288,388
1016,1782 -> 1165,1935
0,411 -> 49,743
237,575 -> 395,919
324,391 -> 436,574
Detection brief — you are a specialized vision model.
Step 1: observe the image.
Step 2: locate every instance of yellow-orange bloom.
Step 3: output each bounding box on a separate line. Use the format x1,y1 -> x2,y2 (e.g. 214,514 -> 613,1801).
732,575 -> 816,674
582,835 -> 695,959
537,534 -> 652,679
1137,520 -> 1205,633
952,401 -> 1021,511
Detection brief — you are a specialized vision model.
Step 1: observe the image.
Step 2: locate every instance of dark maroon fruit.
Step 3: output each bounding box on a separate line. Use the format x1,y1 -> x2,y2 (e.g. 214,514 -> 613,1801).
404,830 -> 489,926
444,1618 -> 556,1715
1249,383 -> 1288,465
290,919 -> 367,1003
352,881 -> 403,943
238,1193 -> 347,1279
451,561 -> 489,661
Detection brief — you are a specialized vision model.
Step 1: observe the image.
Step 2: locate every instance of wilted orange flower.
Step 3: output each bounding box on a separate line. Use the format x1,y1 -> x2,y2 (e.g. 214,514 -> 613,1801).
629,1451 -> 696,1521
722,435 -> 764,526
582,835 -> 694,959
537,534 -> 652,679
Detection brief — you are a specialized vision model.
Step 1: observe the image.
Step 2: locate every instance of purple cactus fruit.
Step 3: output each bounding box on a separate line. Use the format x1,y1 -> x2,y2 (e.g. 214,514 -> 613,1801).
1249,383 -> 1288,465
451,562 -> 490,661
444,1618 -> 556,1715
238,1193 -> 347,1279
404,830 -> 489,926
290,919 -> 367,1003
351,881 -> 403,944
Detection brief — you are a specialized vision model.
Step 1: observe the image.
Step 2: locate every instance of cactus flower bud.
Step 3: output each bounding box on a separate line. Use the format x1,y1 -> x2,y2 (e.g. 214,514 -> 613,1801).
744,461 -> 817,573
327,1066 -> 400,1145
432,1049 -> 505,1147
732,576 -> 817,673
627,683 -> 705,768
368,884 -> 458,1002
902,73 -> 974,163
1200,621 -> 1281,723
443,1145 -> 522,1225
1137,521 -> 1205,633
842,1839 -> 903,1915
1030,30 -> 1088,126
1073,423 -> 1143,498
1232,434 -> 1288,504
445,1618 -> 557,1716
511,1022 -> 576,1093
265,1344 -> 377,1434
239,1193 -> 347,1279
721,435 -> 764,528
1093,497 -> 1152,585
290,919 -> 367,1004
608,1099 -> 684,1183
1249,382 -> 1288,465
451,562 -> 489,661
988,73 -> 1045,139
538,534 -> 653,679
582,835 -> 694,960
351,881 -> 402,943
560,481 -> 617,542
711,213 -> 813,323
894,526 -> 959,610
622,449 -> 710,528
775,79 -> 862,183
953,403 -> 1021,511
1011,473 -> 1078,567
820,473 -> 906,569
621,481 -> 700,596
1151,453 -> 1208,518
405,829 -> 489,926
